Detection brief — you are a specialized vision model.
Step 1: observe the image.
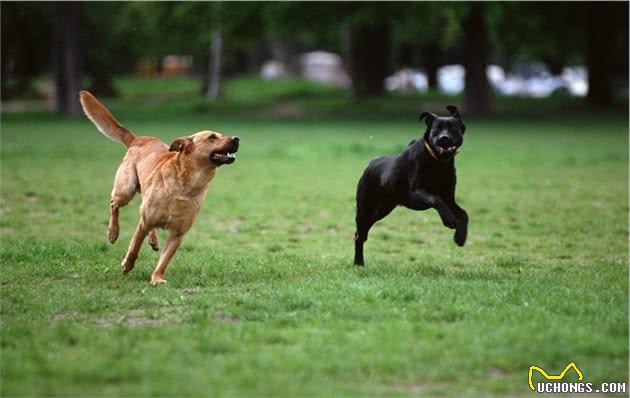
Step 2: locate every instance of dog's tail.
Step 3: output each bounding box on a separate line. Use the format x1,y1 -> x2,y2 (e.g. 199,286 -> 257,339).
79,90 -> 136,147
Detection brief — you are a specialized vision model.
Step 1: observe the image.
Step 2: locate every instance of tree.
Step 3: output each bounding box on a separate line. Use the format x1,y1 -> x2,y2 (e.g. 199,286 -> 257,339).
347,21 -> 391,98
80,2 -> 135,97
260,2 -> 401,98
128,2 -> 266,98
205,3 -> 223,99
1,2 -> 51,100
490,2 -> 628,108
344,3 -> 400,98
206,26 -> 223,100
52,2 -> 82,116
393,2 -> 455,91
462,3 -> 492,117
584,2 -> 627,107
422,43 -> 442,90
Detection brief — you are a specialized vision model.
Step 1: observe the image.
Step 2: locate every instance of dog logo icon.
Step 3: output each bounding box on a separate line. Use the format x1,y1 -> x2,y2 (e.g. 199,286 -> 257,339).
528,362 -> 584,390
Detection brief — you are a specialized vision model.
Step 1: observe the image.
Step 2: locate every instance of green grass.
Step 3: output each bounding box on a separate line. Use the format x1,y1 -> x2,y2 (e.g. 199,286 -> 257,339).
1,80 -> 628,397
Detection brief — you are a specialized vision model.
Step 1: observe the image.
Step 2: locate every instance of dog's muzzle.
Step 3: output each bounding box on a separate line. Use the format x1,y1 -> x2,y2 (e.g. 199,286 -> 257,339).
210,136 -> 240,166
436,135 -> 458,156
425,140 -> 458,161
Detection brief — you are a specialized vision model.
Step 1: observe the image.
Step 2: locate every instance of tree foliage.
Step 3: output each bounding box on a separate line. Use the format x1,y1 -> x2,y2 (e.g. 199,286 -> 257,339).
1,1 -> 627,109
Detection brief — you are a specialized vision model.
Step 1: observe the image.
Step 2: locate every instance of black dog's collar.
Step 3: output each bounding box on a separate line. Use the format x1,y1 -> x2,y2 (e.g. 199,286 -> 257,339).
424,140 -> 458,161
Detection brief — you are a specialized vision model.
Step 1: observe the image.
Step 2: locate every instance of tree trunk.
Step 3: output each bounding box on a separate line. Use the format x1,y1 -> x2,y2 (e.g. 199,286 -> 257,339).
52,2 -> 82,115
52,14 -> 66,112
544,58 -> 564,76
2,2 -> 46,100
198,50 -> 210,95
204,1 -> 223,101
462,3 -> 492,117
206,26 -> 222,100
397,44 -> 414,68
348,22 -> 391,98
585,3 -> 614,107
423,43 -> 440,90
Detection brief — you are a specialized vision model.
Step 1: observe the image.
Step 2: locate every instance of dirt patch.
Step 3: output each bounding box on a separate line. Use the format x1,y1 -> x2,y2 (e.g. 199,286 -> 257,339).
94,308 -> 181,328
94,315 -> 168,328
125,316 -> 165,328
214,314 -> 239,323
224,219 -> 241,234
0,201 -> 10,216
228,224 -> 240,234
30,210 -> 55,217
177,287 -> 200,295
292,224 -> 317,236
94,318 -> 117,328
489,367 -> 507,378
25,192 -> 40,203
50,311 -> 80,322
383,381 -> 450,395
392,383 -> 426,393
53,310 -> 164,328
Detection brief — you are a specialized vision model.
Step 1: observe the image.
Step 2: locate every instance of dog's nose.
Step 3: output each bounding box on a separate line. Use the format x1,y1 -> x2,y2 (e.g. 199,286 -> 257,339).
437,135 -> 451,148
232,136 -> 240,143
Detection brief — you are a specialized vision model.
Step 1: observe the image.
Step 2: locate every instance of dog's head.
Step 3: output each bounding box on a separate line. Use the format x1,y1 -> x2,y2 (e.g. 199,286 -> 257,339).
169,131 -> 240,167
419,105 -> 465,160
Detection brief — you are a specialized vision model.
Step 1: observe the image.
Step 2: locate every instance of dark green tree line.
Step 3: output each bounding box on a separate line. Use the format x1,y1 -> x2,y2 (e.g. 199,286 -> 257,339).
1,1 -> 627,115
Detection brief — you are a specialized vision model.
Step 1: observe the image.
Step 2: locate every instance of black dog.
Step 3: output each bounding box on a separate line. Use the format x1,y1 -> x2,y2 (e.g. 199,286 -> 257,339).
354,106 -> 468,265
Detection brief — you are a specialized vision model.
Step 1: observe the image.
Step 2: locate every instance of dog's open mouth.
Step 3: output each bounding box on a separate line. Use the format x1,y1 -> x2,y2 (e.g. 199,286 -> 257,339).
210,150 -> 236,165
440,145 -> 459,155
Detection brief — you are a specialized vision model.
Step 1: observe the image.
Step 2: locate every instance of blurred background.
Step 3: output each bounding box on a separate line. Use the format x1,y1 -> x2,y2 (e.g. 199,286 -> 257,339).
1,1 -> 628,118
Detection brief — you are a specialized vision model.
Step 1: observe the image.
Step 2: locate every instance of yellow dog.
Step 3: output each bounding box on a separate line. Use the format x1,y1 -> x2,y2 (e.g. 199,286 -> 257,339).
80,91 -> 240,285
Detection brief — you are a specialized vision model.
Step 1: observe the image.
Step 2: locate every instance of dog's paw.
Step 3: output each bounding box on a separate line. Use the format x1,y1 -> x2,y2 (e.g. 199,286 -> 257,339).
150,275 -> 167,286
121,257 -> 135,274
454,228 -> 467,246
107,225 -> 119,244
148,232 -> 160,251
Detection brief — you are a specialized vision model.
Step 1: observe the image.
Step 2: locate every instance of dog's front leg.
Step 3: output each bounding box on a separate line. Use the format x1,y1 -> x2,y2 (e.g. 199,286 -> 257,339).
150,233 -> 184,285
447,200 -> 468,246
408,189 -> 457,229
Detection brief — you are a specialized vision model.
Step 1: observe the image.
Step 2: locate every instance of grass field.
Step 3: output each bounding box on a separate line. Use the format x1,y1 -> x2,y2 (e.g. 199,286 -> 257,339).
1,78 -> 628,397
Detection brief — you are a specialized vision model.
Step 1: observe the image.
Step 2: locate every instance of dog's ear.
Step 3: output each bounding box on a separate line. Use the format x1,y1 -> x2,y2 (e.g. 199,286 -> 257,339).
446,105 -> 466,134
418,112 -> 437,128
169,136 -> 194,153
446,105 -> 460,118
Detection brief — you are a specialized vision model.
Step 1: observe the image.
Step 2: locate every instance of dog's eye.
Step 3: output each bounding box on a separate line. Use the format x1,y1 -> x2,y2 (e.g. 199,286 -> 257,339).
208,134 -> 217,141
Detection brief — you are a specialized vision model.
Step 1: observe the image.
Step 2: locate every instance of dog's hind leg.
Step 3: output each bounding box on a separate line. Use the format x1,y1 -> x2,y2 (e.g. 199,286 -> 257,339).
354,219 -> 369,266
354,201 -> 395,266
147,229 -> 160,251
150,232 -> 184,285
354,181 -> 372,266
108,161 -> 138,244
121,220 -> 150,274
